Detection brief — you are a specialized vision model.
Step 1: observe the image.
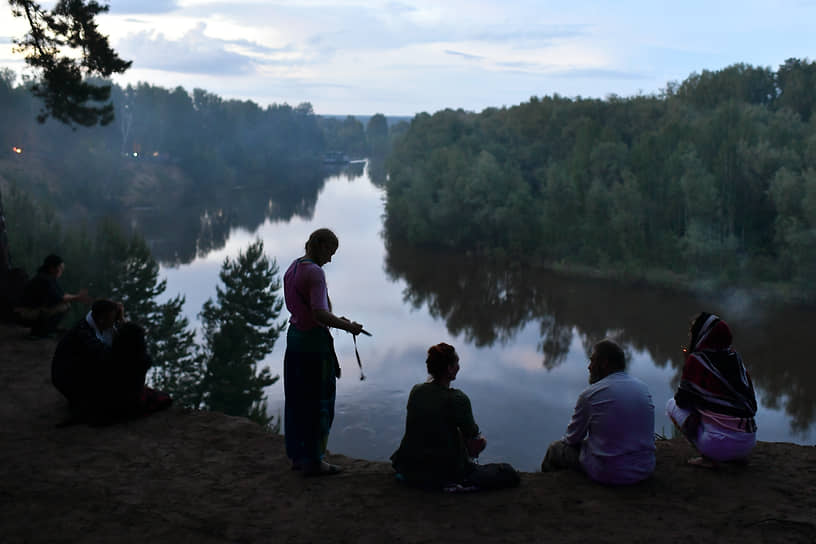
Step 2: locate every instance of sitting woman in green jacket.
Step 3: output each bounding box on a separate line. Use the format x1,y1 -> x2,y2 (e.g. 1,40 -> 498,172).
391,343 -> 518,491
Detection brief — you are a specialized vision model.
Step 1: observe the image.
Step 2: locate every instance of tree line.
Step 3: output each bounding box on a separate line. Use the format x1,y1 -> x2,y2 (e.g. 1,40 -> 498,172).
384,59 -> 816,298
1,70 -> 394,204
0,71 -> 404,265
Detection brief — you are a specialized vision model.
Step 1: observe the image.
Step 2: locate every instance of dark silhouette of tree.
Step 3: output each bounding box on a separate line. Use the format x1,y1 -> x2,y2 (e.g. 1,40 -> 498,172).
9,0 -> 131,127
198,239 -> 286,426
101,229 -> 199,406
366,113 -> 389,156
0,197 -> 8,272
319,115 -> 367,156
776,57 -> 816,122
148,294 -> 200,408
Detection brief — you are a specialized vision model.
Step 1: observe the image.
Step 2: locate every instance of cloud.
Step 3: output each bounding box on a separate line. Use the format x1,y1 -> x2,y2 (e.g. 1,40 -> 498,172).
473,25 -> 589,44
173,3 -> 582,55
445,49 -> 484,61
386,2 -> 417,14
224,38 -> 293,56
496,61 -> 539,69
118,23 -> 281,75
107,0 -> 180,15
550,67 -> 648,80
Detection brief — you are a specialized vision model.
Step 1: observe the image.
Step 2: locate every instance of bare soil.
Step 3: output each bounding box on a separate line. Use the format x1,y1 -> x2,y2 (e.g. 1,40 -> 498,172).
1,323 -> 814,543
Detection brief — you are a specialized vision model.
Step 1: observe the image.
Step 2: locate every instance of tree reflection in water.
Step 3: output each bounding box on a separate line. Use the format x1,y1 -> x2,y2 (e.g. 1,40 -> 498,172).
385,242 -> 816,435
125,161 -> 331,266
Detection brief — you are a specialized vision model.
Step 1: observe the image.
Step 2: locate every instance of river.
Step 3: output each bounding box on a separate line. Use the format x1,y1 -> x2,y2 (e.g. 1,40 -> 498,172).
158,164 -> 816,471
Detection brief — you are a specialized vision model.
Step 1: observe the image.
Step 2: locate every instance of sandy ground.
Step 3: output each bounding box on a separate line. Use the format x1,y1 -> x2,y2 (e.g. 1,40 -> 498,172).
1,323 -> 815,543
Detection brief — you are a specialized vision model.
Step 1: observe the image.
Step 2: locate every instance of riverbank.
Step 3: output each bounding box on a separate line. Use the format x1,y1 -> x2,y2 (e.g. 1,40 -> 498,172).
541,258 -> 816,308
2,323 -> 814,543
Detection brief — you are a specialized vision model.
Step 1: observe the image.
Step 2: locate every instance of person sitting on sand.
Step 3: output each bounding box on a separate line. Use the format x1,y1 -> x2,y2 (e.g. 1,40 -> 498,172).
666,312 -> 757,468
51,299 -> 171,425
16,254 -> 92,338
391,343 -> 519,491
541,339 -> 656,485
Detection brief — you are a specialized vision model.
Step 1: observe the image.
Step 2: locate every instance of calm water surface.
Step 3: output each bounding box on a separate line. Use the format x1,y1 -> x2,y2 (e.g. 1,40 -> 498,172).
159,165 -> 816,471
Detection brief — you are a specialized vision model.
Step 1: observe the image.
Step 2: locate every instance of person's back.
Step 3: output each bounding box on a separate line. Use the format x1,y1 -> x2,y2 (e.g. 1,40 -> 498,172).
543,340 -> 655,485
21,271 -> 55,308
392,382 -> 475,485
393,344 -> 519,491
667,312 -> 757,465
52,300 -> 170,424
52,315 -> 111,415
578,371 -> 655,485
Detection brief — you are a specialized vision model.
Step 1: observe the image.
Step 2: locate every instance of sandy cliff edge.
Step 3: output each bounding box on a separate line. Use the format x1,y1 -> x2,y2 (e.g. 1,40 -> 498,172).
1,323 -> 814,544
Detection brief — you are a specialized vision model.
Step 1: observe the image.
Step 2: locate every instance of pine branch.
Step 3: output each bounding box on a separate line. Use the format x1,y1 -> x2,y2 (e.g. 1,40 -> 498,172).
9,0 -> 131,126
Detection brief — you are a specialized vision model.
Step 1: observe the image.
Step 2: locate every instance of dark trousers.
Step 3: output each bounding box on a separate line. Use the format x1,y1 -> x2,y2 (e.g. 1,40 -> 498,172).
284,346 -> 337,464
465,462 -> 521,490
55,338 -> 152,425
541,439 -> 582,472
17,302 -> 70,336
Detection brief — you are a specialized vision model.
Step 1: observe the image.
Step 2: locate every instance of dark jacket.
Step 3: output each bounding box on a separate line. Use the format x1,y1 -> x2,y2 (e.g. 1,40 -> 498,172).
52,317 -> 112,405
22,272 -> 64,308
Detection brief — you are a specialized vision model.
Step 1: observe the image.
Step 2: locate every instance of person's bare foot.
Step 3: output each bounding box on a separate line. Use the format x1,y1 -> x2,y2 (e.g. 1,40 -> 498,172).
302,461 -> 343,477
687,456 -> 718,469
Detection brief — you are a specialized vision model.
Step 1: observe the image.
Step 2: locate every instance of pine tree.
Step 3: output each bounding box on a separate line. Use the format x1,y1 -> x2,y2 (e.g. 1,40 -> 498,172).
148,294 -> 201,408
9,0 -> 131,126
198,239 -> 286,426
100,225 -> 200,406
107,232 -> 162,325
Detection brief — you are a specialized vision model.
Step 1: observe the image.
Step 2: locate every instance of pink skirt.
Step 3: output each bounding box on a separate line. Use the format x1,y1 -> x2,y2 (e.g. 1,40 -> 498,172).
666,398 -> 756,461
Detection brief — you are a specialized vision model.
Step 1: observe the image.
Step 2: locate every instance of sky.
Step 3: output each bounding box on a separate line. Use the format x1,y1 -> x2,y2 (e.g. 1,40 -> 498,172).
1,1 -> 815,116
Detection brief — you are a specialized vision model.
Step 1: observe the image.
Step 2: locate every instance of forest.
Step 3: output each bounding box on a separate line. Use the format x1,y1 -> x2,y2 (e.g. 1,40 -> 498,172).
384,58 -> 816,299
0,71 -> 401,265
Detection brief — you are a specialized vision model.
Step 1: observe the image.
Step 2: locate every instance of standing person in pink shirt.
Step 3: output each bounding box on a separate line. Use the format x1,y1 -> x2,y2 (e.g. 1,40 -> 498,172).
283,228 -> 364,477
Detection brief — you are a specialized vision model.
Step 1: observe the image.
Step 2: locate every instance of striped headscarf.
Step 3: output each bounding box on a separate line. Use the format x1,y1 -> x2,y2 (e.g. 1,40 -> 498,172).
676,313 -> 757,422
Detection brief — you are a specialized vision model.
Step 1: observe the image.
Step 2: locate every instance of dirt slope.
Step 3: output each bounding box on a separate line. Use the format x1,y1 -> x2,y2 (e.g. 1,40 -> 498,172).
1,323 -> 814,543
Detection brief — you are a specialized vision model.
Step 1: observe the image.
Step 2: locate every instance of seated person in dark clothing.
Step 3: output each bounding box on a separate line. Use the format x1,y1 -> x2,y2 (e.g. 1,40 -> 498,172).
390,343 -> 519,491
52,299 -> 171,425
16,254 -> 91,337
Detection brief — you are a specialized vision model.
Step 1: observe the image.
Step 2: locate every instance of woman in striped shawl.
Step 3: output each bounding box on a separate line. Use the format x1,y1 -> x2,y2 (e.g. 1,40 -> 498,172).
666,312 -> 758,466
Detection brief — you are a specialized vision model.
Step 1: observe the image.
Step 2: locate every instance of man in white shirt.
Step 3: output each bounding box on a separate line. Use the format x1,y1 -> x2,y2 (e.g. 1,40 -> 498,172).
541,339 -> 656,485
85,300 -> 122,346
